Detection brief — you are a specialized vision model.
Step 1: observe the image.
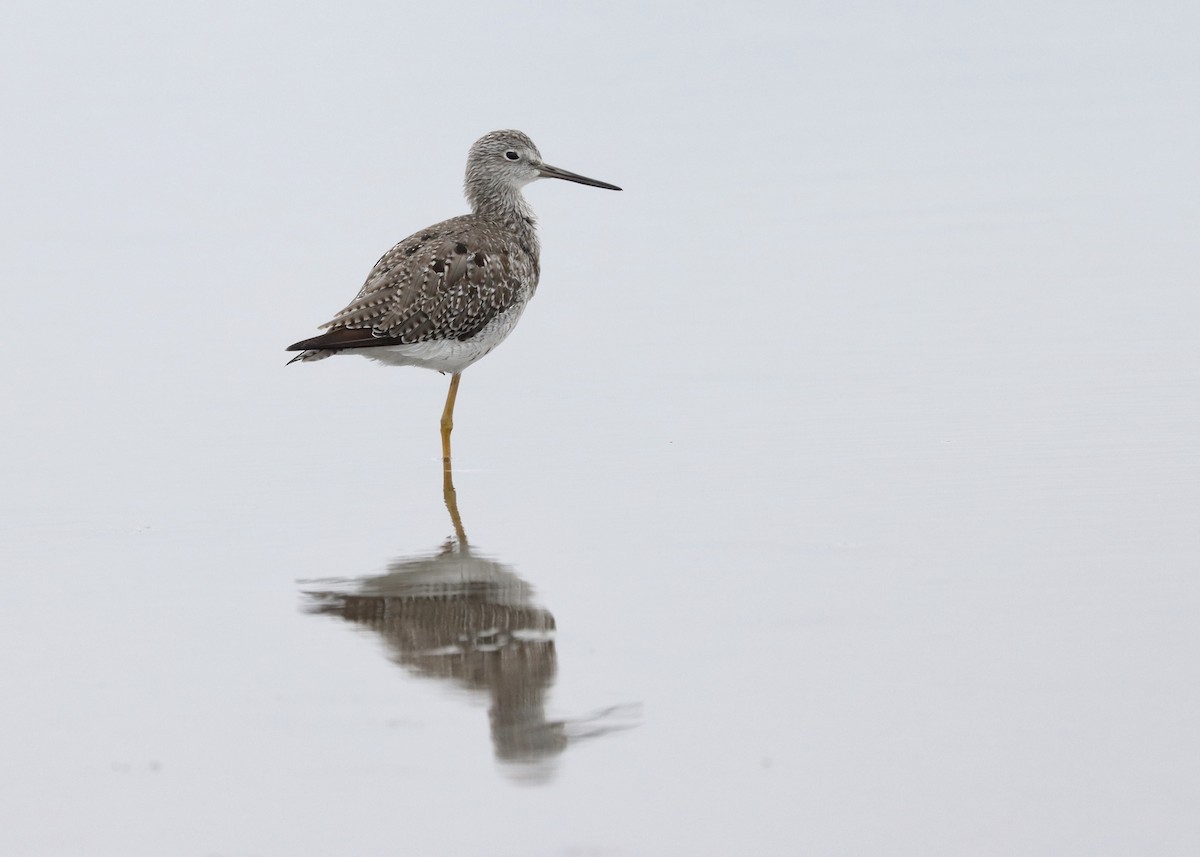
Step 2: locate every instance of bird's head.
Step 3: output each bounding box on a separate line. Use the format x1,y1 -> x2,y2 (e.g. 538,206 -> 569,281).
466,130 -> 622,197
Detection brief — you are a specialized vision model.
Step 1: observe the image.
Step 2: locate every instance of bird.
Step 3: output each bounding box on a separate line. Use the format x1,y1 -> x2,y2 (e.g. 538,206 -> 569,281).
286,129 -> 621,463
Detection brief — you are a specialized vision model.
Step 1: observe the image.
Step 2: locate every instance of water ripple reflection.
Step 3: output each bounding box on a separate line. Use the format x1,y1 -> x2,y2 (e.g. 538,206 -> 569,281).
302,466 -> 637,784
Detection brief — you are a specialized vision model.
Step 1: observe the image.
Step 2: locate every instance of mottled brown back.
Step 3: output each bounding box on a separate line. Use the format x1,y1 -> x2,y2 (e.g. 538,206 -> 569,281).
296,213 -> 539,351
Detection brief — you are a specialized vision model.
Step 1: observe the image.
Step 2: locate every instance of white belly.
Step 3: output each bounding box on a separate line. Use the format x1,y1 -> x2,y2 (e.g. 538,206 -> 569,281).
349,305 -> 527,373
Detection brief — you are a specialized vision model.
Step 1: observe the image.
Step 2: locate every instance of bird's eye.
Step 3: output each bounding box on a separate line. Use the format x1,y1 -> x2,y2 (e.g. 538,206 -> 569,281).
504,150 -> 520,161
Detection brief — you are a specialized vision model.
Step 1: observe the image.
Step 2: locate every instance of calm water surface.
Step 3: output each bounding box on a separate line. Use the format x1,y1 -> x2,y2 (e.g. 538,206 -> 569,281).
2,3 -> 1198,855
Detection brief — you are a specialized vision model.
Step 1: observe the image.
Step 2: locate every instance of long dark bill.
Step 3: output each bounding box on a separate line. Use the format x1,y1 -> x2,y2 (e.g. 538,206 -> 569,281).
538,163 -> 622,191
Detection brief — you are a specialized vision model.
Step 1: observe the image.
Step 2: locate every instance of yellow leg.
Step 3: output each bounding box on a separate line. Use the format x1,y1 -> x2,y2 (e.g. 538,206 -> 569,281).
442,459 -> 468,546
440,372 -> 462,464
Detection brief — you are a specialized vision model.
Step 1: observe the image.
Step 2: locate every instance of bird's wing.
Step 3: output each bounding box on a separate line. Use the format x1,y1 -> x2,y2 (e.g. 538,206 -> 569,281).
308,217 -> 537,348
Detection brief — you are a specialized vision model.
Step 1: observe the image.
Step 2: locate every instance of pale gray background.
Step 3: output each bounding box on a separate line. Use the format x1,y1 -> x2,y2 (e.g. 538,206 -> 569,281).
2,1 -> 1198,855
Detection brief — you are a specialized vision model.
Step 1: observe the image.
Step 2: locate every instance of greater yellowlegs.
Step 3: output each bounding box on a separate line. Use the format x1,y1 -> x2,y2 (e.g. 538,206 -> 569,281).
286,130 -> 621,461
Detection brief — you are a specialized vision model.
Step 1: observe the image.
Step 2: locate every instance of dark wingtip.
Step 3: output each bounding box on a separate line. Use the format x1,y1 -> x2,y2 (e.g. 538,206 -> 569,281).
286,326 -> 398,354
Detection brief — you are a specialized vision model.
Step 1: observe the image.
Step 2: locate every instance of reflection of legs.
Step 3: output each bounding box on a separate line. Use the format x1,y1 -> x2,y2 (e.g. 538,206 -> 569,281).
440,372 -> 462,464
442,459 -> 468,546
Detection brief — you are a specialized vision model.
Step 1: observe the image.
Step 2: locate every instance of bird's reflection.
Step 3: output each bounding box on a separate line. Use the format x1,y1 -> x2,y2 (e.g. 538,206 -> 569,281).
303,464 -> 636,783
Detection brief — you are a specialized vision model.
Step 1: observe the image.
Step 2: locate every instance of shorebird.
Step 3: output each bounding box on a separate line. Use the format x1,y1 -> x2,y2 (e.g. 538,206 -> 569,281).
286,129 -> 621,462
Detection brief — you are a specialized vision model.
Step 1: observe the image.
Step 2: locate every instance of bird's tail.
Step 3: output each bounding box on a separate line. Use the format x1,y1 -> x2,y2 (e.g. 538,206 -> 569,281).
286,349 -> 337,365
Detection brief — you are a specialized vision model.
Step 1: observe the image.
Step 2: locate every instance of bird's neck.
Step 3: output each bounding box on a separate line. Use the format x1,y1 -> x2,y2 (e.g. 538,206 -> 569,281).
468,183 -> 539,241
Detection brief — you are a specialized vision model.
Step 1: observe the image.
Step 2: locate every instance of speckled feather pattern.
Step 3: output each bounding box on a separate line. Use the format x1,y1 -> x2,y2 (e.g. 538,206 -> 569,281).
324,214 -> 538,343
287,130 -> 617,374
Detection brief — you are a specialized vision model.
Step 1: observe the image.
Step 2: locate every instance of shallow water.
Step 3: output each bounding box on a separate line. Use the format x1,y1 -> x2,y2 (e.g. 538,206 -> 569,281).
3,3 -> 1199,855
